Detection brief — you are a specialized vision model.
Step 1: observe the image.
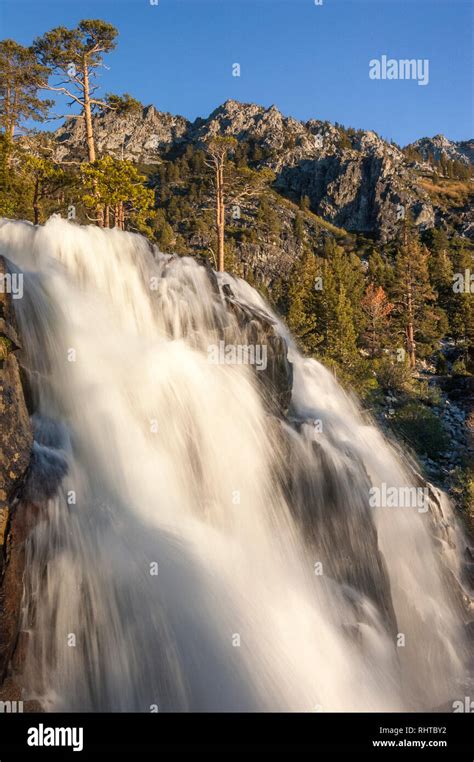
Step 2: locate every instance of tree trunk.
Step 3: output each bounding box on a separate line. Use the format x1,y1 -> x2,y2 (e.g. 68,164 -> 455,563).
371,323 -> 376,358
4,85 -> 15,140
406,271 -> 416,367
403,222 -> 416,368
216,163 -> 225,272
82,55 -> 104,226
33,179 -> 40,225
104,205 -> 110,228
9,93 -> 18,140
406,321 -> 416,368
82,58 -> 96,163
4,86 -> 14,167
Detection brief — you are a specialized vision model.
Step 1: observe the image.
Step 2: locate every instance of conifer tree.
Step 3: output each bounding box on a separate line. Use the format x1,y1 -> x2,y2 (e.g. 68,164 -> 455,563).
322,238 -> 366,333
287,249 -> 322,353
428,229 -> 454,306
449,241 -> 474,365
391,220 -> 438,367
22,154 -> 65,225
81,156 -> 154,233
367,247 -> 393,290
204,136 -> 274,271
34,20 -> 117,163
324,285 -> 360,373
294,211 -> 305,244
0,40 -> 52,140
316,257 -> 361,374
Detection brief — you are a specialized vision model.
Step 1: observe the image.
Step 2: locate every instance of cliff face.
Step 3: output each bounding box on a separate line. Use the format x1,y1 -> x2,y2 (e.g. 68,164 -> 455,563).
0,258 -> 32,546
406,134 -> 474,167
53,99 -> 472,242
55,104 -> 189,164
0,257 -> 34,702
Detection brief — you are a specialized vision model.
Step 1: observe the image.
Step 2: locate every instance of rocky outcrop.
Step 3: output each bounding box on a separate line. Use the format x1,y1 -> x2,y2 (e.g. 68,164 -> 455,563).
221,282 -> 293,415
53,99 -> 472,242
55,104 -> 189,164
405,134 -> 474,168
0,256 -> 35,700
0,258 -> 32,551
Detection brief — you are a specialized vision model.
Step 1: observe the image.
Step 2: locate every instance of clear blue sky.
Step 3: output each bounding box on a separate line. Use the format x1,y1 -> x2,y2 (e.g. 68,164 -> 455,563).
1,0 -> 472,145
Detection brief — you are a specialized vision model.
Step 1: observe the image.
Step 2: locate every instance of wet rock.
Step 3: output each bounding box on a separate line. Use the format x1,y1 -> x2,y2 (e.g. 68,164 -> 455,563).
0,257 -> 33,529
0,256 -> 34,691
221,283 -> 293,415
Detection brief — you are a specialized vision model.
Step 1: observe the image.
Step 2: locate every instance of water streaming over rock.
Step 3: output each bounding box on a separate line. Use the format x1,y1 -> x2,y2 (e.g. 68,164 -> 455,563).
0,216 -> 469,711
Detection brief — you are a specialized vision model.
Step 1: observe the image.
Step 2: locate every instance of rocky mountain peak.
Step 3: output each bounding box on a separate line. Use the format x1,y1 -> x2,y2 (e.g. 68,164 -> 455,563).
405,134 -> 473,167
52,99 -> 472,241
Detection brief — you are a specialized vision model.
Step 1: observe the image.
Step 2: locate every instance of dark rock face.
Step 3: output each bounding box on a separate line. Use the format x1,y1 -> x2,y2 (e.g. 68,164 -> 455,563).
0,258 -> 33,542
52,99 -> 474,242
0,256 -> 34,691
221,282 -> 293,416
275,148 -> 434,241
280,424 -> 398,635
0,501 -> 41,699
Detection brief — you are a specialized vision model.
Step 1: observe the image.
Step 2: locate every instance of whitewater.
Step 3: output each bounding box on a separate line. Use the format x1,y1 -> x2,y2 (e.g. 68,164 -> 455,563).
0,216 -> 469,712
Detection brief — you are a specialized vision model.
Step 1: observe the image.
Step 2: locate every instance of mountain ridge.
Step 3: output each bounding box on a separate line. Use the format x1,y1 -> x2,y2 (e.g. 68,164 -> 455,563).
54,98 -> 473,242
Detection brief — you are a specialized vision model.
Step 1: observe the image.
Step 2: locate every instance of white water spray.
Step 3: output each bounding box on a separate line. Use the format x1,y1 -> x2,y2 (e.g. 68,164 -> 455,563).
0,216 -> 469,711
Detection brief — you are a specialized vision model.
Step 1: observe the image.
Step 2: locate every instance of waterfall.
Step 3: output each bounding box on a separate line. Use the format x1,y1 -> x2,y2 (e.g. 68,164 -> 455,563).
0,216 -> 468,712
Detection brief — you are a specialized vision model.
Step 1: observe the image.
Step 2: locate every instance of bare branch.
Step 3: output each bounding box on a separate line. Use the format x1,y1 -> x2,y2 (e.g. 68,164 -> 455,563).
44,113 -> 84,121
38,82 -> 83,106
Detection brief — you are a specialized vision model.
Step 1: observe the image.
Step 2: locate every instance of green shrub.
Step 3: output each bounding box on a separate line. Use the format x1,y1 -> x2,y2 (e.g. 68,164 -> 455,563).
373,356 -> 412,394
434,351 -> 448,375
391,401 -> 449,459
451,358 -> 470,376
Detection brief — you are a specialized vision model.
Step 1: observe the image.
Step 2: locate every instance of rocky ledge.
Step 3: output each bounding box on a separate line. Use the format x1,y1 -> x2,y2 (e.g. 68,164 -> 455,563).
0,256 -> 39,709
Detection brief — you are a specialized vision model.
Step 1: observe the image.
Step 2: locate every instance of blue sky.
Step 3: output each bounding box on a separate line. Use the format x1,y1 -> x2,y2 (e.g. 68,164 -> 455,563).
1,0 -> 472,145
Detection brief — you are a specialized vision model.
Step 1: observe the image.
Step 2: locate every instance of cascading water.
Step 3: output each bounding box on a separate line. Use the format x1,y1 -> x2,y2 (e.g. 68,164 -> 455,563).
0,216 -> 469,712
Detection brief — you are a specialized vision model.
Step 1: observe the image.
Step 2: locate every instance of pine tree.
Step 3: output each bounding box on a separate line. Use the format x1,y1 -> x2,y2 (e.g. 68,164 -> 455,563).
287,249 -> 322,353
0,40 -> 52,140
294,211 -> 305,244
449,241 -> 474,366
153,209 -> 175,250
322,238 -> 366,333
324,286 -> 360,375
204,136 -> 274,271
34,20 -> 118,163
391,220 -> 438,367
316,257 -> 362,377
428,229 -> 454,304
22,154 -> 65,225
367,247 -> 393,290
103,93 -> 142,116
257,196 -> 281,237
81,156 -> 154,233
0,134 -> 27,216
